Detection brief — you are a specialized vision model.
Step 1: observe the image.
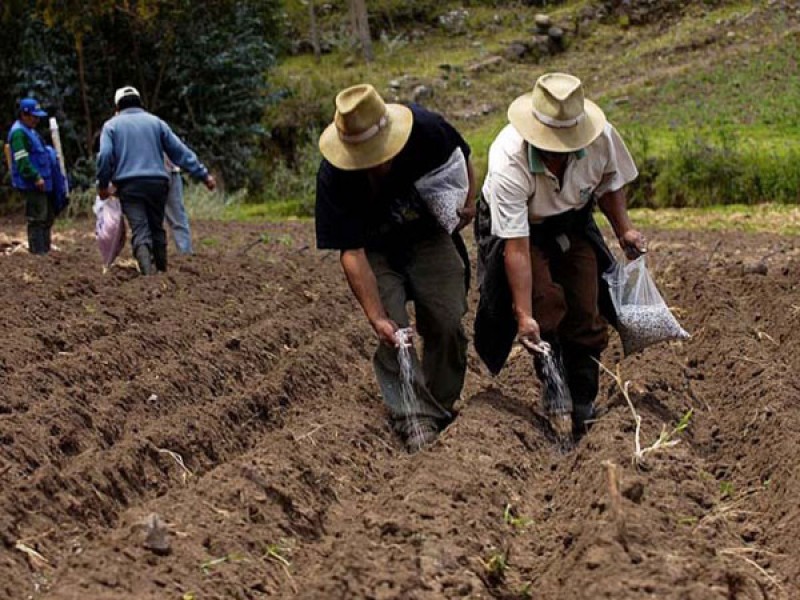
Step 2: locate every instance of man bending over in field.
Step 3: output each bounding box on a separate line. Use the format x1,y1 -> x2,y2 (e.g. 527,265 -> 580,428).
475,73 -> 647,441
315,84 -> 476,452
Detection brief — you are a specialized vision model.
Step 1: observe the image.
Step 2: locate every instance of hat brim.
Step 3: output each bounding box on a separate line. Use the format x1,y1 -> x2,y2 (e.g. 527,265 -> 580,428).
29,110 -> 48,118
508,94 -> 606,153
319,104 -> 413,171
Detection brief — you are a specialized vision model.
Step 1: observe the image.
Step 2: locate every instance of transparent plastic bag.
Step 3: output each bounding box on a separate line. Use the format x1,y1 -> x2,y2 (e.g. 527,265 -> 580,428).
603,256 -> 689,356
414,147 -> 469,234
94,196 -> 126,268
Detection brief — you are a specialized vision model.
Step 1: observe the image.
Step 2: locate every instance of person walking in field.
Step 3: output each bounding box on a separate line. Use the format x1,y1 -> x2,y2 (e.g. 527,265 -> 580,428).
6,98 -> 62,254
475,72 -> 647,439
164,156 -> 193,255
315,83 -> 477,452
96,86 -> 214,275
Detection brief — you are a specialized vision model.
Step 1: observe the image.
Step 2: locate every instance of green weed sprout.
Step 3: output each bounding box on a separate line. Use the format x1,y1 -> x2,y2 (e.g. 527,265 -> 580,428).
200,552 -> 247,575
264,541 -> 297,593
719,481 -> 735,500
503,504 -> 533,530
483,550 -> 508,584
264,542 -> 291,568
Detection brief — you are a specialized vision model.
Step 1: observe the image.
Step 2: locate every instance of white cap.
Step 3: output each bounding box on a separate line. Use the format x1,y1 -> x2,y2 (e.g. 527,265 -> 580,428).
114,86 -> 141,105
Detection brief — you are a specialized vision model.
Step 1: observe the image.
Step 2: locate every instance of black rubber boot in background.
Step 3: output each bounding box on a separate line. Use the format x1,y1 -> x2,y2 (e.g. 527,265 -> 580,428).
27,227 -> 47,255
562,344 -> 601,438
152,244 -> 167,272
134,244 -> 156,275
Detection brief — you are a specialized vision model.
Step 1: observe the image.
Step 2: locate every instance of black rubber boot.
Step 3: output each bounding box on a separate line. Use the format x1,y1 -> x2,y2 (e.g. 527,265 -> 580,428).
27,227 -> 46,255
152,244 -> 167,272
134,244 -> 156,275
562,345 -> 601,438
393,415 -> 439,453
43,227 -> 52,253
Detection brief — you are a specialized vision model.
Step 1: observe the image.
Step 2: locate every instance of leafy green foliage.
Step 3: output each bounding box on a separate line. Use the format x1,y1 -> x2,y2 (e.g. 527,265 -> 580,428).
1,0 -> 281,194
284,0 -> 565,43
623,129 -> 800,208
256,128 -> 321,217
153,2 -> 278,189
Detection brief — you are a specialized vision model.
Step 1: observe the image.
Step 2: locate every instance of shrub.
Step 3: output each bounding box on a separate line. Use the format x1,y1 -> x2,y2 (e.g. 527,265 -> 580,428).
623,129 -> 800,208
256,128 -> 322,217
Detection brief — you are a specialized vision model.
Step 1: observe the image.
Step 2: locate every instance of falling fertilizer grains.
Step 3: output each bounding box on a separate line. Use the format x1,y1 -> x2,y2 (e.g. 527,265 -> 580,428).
396,327 -> 425,444
531,342 -> 574,445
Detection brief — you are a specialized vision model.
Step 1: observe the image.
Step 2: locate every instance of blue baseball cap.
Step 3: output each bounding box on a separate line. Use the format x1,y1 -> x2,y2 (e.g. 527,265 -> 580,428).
20,98 -> 48,118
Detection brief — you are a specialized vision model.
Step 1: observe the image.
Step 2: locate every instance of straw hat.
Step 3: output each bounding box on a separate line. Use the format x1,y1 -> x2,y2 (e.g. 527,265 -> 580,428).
508,73 -> 606,153
319,84 -> 413,171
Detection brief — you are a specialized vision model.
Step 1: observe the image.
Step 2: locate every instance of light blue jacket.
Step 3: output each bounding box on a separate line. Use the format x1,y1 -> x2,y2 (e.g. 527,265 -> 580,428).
96,108 -> 208,188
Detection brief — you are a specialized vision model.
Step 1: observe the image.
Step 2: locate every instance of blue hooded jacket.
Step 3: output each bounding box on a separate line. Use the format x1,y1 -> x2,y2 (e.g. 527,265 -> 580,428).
7,120 -> 53,192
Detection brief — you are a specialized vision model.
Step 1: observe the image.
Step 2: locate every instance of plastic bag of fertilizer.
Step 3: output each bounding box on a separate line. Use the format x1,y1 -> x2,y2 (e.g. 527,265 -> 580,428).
94,196 -> 126,268
414,147 -> 469,233
603,256 -> 690,356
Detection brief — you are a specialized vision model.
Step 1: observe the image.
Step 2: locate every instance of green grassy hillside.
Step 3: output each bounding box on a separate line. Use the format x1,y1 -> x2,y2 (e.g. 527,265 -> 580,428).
258,0 -> 799,215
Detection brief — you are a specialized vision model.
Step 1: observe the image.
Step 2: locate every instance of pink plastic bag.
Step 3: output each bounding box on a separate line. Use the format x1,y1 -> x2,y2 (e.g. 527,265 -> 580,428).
94,196 -> 126,268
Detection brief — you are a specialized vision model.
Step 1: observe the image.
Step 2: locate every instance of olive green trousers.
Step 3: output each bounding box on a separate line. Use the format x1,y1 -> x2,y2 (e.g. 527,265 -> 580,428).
367,231 -> 468,423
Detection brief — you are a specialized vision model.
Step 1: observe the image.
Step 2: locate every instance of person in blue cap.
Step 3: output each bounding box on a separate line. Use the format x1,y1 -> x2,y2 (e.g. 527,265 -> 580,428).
7,98 -> 57,254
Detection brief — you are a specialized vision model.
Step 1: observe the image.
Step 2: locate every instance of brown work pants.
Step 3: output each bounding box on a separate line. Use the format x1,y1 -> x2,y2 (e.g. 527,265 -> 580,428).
530,232 -> 608,352
530,232 -> 609,420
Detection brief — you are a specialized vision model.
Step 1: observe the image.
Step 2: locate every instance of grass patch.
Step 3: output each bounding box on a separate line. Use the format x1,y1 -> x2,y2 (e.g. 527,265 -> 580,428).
254,0 -> 798,216
199,237 -> 220,247
604,33 -> 800,133
221,200 -> 313,222
184,184 -> 244,220
625,128 -> 800,208
624,203 -> 800,235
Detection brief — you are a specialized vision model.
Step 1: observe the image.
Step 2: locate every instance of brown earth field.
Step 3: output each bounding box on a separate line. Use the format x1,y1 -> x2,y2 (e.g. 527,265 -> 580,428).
0,217 -> 799,600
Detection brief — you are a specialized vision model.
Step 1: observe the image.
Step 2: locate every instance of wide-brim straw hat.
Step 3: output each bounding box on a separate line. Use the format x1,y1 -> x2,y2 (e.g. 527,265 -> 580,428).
508,73 -> 606,153
319,84 -> 413,171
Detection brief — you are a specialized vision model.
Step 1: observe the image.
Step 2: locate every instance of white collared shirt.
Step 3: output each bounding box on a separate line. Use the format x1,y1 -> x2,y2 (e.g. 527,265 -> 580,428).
482,123 -> 638,238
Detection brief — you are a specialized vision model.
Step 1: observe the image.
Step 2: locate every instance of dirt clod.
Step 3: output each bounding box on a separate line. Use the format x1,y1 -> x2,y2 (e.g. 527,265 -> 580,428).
142,514 -> 170,556
622,481 -> 645,504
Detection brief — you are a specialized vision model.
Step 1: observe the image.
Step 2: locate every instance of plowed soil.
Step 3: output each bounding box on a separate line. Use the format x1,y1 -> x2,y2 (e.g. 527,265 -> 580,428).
1,218 -> 798,600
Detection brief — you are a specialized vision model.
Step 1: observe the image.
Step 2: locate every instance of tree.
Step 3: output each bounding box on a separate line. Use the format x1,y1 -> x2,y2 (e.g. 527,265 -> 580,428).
349,0 -> 373,62
307,0 -> 321,62
1,0 -> 282,191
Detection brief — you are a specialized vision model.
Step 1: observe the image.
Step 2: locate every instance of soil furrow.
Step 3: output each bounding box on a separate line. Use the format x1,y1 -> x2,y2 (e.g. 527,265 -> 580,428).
1,222 -> 798,599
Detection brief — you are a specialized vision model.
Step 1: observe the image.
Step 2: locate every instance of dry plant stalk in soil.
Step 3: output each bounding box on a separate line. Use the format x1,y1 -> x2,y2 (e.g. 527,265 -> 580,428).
602,460 -> 628,548
596,360 -> 692,466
